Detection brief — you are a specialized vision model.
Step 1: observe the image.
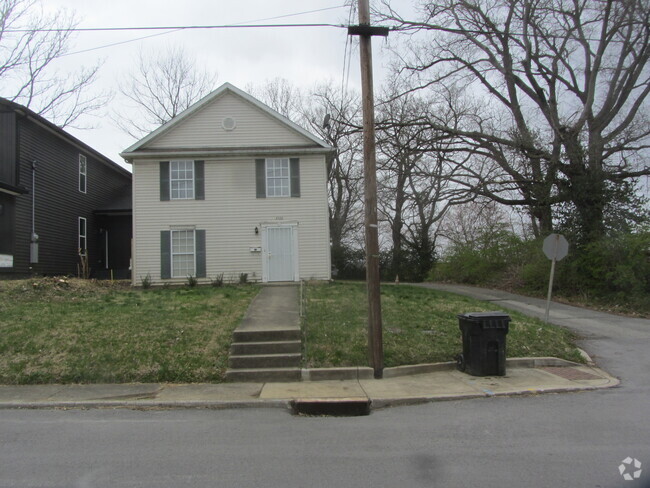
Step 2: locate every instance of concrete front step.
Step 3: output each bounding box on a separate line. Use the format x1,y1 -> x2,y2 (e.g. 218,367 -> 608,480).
225,367 -> 302,382
230,340 -> 302,355
229,353 -> 302,369
233,329 -> 301,343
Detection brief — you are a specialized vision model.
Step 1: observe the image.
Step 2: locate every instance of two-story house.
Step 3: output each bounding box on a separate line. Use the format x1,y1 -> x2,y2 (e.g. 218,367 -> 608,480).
120,83 -> 333,285
0,98 -> 132,278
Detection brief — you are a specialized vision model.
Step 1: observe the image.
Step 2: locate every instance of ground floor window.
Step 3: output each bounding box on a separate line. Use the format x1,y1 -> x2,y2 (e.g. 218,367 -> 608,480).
171,229 -> 195,278
78,217 -> 87,255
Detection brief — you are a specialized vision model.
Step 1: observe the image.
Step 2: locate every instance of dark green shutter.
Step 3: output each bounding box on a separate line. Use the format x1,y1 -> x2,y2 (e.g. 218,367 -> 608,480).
290,158 -> 300,197
195,229 -> 206,278
194,160 -> 204,200
160,161 -> 170,201
160,231 -> 171,279
255,159 -> 266,198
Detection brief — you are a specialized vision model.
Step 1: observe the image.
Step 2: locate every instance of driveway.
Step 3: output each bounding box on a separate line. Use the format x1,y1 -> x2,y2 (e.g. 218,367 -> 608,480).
419,283 -> 650,390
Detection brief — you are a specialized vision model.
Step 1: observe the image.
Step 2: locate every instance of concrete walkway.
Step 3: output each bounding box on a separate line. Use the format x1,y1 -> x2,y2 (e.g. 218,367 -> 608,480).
235,284 -> 300,332
0,283 -> 633,411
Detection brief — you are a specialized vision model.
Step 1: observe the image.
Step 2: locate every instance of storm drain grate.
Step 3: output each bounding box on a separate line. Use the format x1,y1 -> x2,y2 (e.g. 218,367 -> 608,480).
290,398 -> 371,417
541,367 -> 601,381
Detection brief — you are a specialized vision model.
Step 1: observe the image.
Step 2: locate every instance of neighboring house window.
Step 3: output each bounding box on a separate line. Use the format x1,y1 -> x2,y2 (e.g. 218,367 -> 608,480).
266,158 -> 290,197
171,229 -> 195,277
79,155 -> 87,193
256,158 -> 300,198
78,217 -> 87,255
170,160 -> 194,200
160,229 -> 206,279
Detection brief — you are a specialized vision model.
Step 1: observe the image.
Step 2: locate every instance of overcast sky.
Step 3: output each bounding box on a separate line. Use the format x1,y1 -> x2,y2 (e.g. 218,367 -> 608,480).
40,1 -> 406,169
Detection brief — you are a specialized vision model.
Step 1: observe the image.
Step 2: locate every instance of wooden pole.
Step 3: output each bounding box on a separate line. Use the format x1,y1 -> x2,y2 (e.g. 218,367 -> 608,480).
357,0 -> 383,378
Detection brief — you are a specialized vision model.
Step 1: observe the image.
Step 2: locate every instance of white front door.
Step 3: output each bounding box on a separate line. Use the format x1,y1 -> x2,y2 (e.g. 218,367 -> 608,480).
264,226 -> 296,282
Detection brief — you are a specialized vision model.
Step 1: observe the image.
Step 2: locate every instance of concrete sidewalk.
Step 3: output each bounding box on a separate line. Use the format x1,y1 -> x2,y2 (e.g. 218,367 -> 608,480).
0,358 -> 618,410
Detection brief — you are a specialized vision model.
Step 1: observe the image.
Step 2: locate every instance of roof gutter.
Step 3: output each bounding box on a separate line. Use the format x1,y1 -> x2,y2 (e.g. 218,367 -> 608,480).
120,146 -> 335,164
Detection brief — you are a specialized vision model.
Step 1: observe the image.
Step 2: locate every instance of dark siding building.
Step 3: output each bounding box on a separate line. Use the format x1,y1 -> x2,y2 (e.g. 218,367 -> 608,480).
0,98 -> 132,278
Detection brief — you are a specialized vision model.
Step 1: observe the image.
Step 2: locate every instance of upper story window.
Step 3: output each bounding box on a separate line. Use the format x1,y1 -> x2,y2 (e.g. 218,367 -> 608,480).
266,158 -> 290,197
79,155 -> 87,193
170,160 -> 195,200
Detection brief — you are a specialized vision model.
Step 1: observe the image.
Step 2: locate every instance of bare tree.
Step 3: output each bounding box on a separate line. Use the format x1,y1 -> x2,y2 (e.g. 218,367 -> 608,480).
303,83 -> 364,256
377,88 -> 474,280
115,46 -> 218,138
377,92 -> 427,279
379,0 -> 650,244
246,77 -> 303,120
439,199 -> 511,249
0,0 -> 107,127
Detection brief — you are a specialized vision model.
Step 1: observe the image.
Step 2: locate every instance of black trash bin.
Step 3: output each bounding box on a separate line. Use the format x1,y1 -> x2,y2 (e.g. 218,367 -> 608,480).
457,312 -> 510,376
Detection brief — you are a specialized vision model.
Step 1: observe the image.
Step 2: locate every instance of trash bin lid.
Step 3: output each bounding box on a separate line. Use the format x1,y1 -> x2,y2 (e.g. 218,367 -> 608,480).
458,312 -> 511,320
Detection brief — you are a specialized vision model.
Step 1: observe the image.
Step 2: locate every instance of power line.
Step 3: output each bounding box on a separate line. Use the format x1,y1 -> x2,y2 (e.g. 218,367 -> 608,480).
340,3 -> 356,99
231,5 -> 347,25
62,29 -> 182,57
54,5 -> 350,58
5,23 -> 347,33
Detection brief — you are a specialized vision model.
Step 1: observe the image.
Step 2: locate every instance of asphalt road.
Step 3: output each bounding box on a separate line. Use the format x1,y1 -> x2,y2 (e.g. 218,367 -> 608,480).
1,285 -> 648,488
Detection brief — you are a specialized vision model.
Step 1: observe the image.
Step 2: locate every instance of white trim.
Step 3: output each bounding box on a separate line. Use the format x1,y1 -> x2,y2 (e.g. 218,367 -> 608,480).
265,158 -> 290,198
120,83 -> 333,158
170,228 -> 196,278
78,217 -> 87,255
169,160 -> 195,200
79,154 -> 87,194
121,146 -> 331,161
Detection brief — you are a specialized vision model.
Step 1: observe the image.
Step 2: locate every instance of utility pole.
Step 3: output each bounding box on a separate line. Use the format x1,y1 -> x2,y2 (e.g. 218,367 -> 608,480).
348,0 -> 388,379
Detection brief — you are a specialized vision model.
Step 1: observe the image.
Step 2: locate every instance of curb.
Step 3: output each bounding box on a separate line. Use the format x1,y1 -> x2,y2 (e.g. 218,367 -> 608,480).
0,399 -> 291,411
299,357 -> 583,381
0,356 -> 618,412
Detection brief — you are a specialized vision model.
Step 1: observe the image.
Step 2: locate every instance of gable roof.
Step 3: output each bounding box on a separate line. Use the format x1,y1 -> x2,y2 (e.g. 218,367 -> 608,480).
120,82 -> 333,161
0,97 -> 131,179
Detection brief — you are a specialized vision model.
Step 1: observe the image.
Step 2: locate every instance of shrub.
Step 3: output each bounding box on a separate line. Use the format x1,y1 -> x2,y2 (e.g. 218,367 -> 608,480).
432,228 -> 650,313
211,273 -> 224,287
331,245 -> 366,280
186,275 -> 198,287
433,231 -> 527,285
140,274 -> 152,289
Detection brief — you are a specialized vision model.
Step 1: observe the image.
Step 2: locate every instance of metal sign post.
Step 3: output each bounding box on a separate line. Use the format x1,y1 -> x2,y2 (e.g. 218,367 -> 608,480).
542,233 -> 569,323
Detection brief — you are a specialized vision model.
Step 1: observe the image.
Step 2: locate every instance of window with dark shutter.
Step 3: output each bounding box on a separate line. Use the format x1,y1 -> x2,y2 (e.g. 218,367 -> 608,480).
160,230 -> 171,279
290,158 -> 300,197
255,159 -> 266,198
194,161 -> 205,200
160,162 -> 170,201
195,229 -> 206,278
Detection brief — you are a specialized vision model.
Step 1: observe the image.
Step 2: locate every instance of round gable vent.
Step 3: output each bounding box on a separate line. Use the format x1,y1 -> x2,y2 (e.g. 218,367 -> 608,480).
222,117 -> 237,131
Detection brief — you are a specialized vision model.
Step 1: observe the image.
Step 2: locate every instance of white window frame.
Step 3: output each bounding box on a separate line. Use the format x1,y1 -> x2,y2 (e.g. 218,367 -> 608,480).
78,217 -> 87,256
170,160 -> 195,200
171,229 -> 196,278
265,158 -> 290,197
79,154 -> 87,194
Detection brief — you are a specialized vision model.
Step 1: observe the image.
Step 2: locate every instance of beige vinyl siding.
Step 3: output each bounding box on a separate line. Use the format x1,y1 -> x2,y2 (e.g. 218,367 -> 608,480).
132,155 -> 330,284
148,92 -> 311,149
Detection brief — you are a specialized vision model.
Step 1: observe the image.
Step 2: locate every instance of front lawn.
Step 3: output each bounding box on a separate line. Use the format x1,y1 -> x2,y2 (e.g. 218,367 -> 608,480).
303,281 -> 584,368
0,278 -> 258,384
